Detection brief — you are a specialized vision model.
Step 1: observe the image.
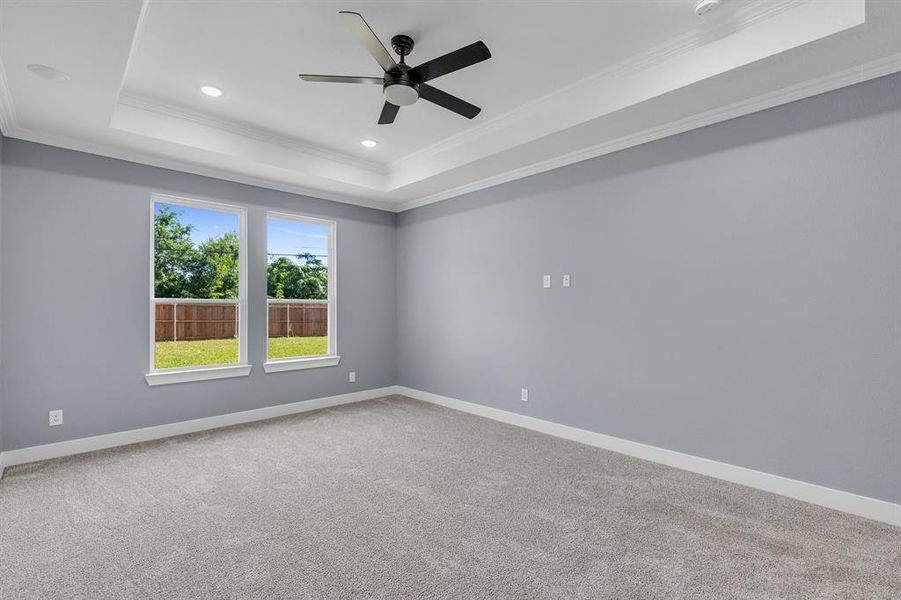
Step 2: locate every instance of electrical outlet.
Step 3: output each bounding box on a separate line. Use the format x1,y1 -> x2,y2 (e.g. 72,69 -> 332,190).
562,274 -> 571,288
542,275 -> 551,289
521,388 -> 529,402
49,409 -> 63,427
348,371 -> 356,383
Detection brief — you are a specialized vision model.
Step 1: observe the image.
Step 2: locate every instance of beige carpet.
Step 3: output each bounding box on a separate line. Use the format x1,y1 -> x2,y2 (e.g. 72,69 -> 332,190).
1,395 -> 898,599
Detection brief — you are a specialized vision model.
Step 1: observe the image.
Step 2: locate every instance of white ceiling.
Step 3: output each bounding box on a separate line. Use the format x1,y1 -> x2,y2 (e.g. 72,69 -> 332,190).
1,0 -> 899,211
123,1 -> 708,164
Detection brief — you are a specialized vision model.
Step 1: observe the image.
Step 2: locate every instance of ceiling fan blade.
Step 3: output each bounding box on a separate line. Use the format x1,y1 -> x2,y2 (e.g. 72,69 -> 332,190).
408,41 -> 490,83
378,101 -> 400,124
418,85 -> 481,119
299,74 -> 383,84
338,11 -> 398,73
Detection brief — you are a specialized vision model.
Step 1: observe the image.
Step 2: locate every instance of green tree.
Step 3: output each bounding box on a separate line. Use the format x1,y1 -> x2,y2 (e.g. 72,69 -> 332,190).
156,207 -> 323,300
293,253 -> 328,300
188,232 -> 240,299
267,257 -> 300,299
154,206 -> 197,298
267,253 -> 328,300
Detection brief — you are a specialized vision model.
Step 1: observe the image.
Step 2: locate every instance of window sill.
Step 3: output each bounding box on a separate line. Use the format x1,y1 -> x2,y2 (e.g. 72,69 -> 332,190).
145,364 -> 252,386
263,355 -> 341,373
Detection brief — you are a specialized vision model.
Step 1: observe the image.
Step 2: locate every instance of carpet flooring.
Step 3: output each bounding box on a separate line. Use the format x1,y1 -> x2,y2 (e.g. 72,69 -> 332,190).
0,395 -> 898,599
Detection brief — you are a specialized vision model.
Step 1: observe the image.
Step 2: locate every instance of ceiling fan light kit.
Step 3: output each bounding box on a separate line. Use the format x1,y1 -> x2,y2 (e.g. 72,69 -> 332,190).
299,11 -> 491,124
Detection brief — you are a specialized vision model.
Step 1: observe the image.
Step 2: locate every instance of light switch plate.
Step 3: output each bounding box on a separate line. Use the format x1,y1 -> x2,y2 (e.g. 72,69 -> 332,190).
562,274 -> 571,288
49,409 -> 63,427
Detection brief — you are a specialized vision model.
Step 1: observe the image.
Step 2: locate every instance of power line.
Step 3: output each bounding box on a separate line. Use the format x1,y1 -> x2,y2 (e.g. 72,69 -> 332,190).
157,250 -> 327,258
267,252 -> 328,258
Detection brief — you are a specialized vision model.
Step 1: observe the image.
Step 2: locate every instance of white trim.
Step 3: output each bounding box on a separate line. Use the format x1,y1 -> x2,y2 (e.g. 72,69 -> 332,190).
395,52 -> 901,212
263,355 -> 341,373
0,126 -> 395,212
264,211 -> 337,360
148,194 -> 248,374
154,297 -> 239,304
2,51 -> 897,212
151,192 -> 248,216
1,386 -> 395,469
395,386 -> 901,527
388,0 -> 867,197
115,0 -> 152,102
118,91 -> 386,176
144,364 -> 252,386
389,0 -> 810,172
4,384 -> 898,527
0,54 -> 16,135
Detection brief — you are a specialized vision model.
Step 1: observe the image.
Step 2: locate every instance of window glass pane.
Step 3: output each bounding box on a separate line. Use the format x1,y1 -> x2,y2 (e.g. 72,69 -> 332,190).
153,201 -> 240,369
267,216 -> 330,359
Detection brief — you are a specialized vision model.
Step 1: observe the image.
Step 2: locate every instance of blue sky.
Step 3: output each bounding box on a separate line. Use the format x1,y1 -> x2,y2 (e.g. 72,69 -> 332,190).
266,216 -> 329,265
156,202 -> 329,264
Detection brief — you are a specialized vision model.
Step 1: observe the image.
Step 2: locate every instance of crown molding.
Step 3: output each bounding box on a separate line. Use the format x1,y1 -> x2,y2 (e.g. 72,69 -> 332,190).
3,125 -> 395,212
395,52 -> 901,212
111,0 -> 811,197
117,91 -> 387,176
2,0 -> 892,214
115,1 -> 384,178
7,48 -> 897,216
387,0 -> 810,174
0,54 -> 16,135
114,0 -> 153,100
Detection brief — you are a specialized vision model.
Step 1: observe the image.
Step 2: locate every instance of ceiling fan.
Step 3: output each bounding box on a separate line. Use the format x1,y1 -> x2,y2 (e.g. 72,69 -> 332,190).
299,11 -> 491,124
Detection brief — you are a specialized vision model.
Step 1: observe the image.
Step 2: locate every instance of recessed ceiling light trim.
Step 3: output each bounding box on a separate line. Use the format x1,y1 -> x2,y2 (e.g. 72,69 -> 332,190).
360,139 -> 378,148
200,85 -> 223,97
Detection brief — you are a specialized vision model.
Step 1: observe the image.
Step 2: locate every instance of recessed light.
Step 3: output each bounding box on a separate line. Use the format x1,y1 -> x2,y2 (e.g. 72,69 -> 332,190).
200,85 -> 223,97
360,139 -> 377,148
26,64 -> 70,81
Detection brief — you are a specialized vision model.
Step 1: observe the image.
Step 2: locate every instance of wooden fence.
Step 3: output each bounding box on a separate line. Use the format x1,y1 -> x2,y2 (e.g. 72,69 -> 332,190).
268,301 -> 328,338
154,299 -> 327,342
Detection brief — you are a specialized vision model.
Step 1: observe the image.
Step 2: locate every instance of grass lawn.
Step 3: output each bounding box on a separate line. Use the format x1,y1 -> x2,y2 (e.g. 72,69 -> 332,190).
268,336 -> 328,359
155,336 -> 328,369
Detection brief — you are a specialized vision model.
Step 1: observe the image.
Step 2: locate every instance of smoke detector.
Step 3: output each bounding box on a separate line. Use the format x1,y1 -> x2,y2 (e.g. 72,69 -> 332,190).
694,0 -> 722,16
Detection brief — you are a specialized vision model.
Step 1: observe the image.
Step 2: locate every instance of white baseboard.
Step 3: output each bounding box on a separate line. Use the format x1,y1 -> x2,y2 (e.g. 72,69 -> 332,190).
396,386 -> 901,527
4,384 -> 897,527
1,386 -> 396,470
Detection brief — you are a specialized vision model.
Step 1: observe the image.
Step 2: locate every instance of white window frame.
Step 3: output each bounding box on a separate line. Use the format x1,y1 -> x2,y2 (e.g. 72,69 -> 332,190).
145,193 -> 251,386
263,211 -> 339,373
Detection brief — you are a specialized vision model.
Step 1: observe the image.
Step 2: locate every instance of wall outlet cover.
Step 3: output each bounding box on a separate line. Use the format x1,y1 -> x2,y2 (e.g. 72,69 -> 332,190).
49,409 -> 64,427
348,371 -> 356,383
521,388 -> 529,402
542,275 -> 551,288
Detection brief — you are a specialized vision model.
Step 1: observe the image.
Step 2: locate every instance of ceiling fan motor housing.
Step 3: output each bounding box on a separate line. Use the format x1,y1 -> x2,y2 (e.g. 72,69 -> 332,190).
391,34 -> 414,58
384,35 -> 419,106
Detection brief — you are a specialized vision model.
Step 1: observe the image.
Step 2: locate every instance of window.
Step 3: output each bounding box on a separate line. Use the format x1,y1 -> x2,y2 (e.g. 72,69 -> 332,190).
264,212 -> 338,372
145,195 -> 249,385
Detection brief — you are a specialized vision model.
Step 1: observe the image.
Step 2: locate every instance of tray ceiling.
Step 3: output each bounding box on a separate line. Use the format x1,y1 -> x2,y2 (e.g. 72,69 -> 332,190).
1,0 -> 898,211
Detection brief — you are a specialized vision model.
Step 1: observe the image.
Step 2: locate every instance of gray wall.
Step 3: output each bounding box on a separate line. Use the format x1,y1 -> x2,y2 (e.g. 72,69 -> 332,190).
0,133 -> 4,456
1,74 -> 898,504
397,73 -> 901,504
0,139 -> 396,450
